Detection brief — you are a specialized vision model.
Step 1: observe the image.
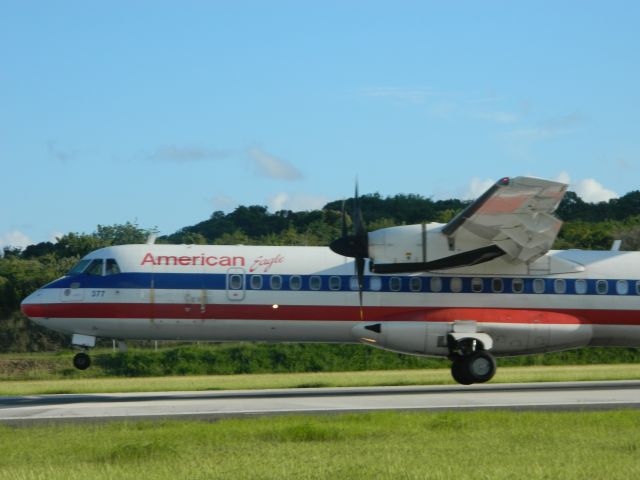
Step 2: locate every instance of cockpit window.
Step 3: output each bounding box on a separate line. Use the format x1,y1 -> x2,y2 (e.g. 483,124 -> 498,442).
67,259 -> 91,275
106,259 -> 121,275
85,259 -> 104,276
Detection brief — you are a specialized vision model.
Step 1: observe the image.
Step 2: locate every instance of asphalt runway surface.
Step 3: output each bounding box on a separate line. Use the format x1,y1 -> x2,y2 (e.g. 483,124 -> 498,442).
1,380 -> 639,424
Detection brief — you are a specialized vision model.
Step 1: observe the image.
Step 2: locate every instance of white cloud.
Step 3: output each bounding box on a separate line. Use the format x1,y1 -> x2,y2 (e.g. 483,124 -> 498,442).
0,230 -> 33,251
49,231 -> 65,243
574,178 -> 618,203
463,178 -> 495,199
554,172 -> 618,203
554,171 -> 571,184
147,145 -> 232,162
267,192 -> 329,212
269,192 -> 289,211
248,148 -> 302,181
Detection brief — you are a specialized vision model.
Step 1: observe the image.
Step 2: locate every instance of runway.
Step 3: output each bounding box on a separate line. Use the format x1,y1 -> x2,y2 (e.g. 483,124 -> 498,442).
1,380 -> 639,424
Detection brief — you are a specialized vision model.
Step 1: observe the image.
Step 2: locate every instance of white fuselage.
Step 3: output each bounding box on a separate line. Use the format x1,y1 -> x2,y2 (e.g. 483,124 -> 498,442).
21,243 -> 640,358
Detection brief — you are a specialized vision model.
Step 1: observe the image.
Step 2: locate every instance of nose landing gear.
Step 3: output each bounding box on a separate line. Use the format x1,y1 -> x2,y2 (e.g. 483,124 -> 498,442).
73,351 -> 91,370
71,334 -> 96,371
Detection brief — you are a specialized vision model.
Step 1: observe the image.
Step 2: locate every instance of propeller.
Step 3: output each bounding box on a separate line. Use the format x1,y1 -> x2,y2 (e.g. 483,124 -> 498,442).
330,183 -> 369,320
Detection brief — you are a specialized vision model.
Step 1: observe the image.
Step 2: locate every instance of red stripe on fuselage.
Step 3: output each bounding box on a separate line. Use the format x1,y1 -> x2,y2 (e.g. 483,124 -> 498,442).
20,302 -> 640,326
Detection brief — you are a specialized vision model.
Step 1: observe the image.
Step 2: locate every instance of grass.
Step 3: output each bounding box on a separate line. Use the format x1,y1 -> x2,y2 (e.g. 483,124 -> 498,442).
0,363 -> 639,396
1,410 -> 639,479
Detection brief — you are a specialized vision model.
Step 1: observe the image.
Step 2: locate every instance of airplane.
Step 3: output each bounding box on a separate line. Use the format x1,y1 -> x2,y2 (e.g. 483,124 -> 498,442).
20,176 -> 640,384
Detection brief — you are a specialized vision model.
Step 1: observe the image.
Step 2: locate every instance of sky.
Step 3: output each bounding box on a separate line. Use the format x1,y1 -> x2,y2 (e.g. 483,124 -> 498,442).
1,1 -> 639,250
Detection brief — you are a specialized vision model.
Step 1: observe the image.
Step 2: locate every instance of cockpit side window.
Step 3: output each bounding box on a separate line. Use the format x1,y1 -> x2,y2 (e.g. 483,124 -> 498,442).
67,259 -> 91,276
85,259 -> 104,276
105,259 -> 121,275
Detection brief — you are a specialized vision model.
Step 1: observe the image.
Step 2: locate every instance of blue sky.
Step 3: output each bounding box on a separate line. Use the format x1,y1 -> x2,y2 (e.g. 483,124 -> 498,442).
1,1 -> 639,249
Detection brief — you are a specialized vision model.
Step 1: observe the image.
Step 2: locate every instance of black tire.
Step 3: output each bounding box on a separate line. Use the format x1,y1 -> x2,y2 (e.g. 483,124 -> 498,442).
73,352 -> 91,370
451,358 -> 474,385
466,350 -> 496,383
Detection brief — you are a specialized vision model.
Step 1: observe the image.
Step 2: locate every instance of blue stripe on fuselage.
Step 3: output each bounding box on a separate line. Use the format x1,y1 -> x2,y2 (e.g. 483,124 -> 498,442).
44,273 -> 225,290
41,272 -> 640,296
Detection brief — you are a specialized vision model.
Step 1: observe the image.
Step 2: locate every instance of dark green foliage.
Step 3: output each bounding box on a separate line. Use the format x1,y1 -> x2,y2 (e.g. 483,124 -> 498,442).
95,344 -> 447,377
325,193 -> 468,226
165,208 -> 344,246
88,343 -> 640,377
21,222 -> 156,259
0,255 -> 77,318
0,311 -> 66,352
557,190 -> 640,222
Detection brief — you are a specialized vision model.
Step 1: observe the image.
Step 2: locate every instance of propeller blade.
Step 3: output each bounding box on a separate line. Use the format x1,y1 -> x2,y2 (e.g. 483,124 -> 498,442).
353,181 -> 366,239
329,180 -> 370,322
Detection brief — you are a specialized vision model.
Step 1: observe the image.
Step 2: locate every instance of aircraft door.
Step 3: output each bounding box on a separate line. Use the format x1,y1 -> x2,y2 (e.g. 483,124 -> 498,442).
226,267 -> 246,301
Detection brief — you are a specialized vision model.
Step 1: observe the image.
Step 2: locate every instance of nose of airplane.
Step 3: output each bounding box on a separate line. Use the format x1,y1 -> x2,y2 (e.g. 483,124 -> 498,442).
21,290 -> 42,320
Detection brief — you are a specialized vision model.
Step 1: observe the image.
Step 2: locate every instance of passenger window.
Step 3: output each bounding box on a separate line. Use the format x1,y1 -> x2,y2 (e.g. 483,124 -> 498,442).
636,281 -> 640,295
289,276 -> 302,291
575,279 -> 588,295
596,280 -> 608,295
492,278 -> 503,293
430,277 -> 442,293
389,277 -> 401,292
450,277 -> 462,293
409,277 -> 422,292
512,278 -> 524,294
270,275 -> 282,290
533,279 -> 545,294
616,280 -> 629,295
471,278 -> 483,293
105,259 -> 121,275
370,277 -> 382,291
229,274 -> 243,290
250,275 -> 263,290
309,276 -> 321,291
85,259 -> 104,276
349,276 -> 359,291
329,276 -> 341,291
554,279 -> 566,294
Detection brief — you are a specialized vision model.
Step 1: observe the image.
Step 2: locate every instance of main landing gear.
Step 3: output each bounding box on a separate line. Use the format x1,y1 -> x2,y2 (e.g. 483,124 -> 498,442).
448,337 -> 497,385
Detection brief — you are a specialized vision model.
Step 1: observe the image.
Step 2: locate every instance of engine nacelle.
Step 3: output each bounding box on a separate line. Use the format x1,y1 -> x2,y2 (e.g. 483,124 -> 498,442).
368,224 -> 442,265
351,321 -> 451,357
367,223 -> 503,273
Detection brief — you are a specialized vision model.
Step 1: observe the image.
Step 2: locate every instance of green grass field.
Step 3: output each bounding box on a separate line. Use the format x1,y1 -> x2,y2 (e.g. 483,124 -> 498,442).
1,363 -> 639,396
1,410 -> 639,479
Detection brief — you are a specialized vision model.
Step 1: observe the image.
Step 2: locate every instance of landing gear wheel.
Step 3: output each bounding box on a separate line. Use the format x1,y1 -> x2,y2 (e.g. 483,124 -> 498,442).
73,352 -> 91,370
466,350 -> 496,383
451,357 -> 473,385
450,351 -> 497,385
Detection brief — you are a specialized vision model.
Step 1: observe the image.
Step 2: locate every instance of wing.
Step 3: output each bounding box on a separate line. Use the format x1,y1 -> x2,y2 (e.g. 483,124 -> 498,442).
442,176 -> 568,263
